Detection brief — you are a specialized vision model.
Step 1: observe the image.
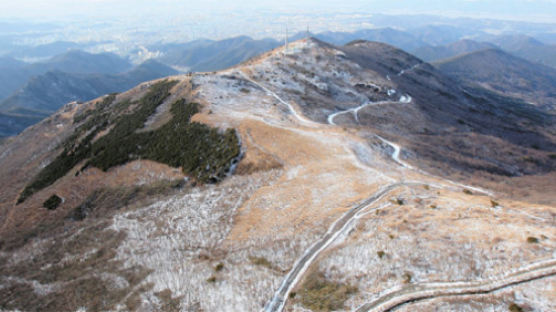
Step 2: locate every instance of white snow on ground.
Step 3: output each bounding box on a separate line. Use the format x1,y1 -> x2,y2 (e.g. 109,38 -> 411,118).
1,276 -> 61,296
171,41 -> 554,312
312,185 -> 556,310
110,172 -> 291,311
283,40 -> 318,55
238,71 -> 319,128
399,95 -> 412,104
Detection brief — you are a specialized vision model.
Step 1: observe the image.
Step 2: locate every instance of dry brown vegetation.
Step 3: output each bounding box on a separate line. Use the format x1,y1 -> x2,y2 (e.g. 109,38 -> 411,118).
0,221 -> 148,311
72,179 -> 187,221
0,176 -> 196,311
296,270 -> 358,312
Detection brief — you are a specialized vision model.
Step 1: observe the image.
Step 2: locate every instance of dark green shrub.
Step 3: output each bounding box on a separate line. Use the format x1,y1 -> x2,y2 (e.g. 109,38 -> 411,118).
19,80 -> 241,204
527,236 -> 539,243
463,189 -> 473,195
521,156 -> 540,164
403,272 -> 412,284
509,303 -> 523,312
73,94 -> 117,124
249,256 -> 273,269
214,263 -> 224,272
43,195 -> 62,210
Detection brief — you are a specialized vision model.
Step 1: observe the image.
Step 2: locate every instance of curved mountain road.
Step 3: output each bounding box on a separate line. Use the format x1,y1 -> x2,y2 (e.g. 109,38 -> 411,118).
327,99 -> 408,125
239,71 -> 319,128
263,183 -> 409,312
325,92 -> 492,195
327,96 -> 412,127
326,96 -> 413,169
355,259 -> 556,312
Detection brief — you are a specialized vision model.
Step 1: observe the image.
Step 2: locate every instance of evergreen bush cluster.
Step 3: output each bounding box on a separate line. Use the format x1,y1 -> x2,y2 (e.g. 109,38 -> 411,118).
19,80 -> 240,203
43,194 -> 62,210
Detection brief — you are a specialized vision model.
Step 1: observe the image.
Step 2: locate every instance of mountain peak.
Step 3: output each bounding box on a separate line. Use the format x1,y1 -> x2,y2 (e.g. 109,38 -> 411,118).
282,37 -> 331,53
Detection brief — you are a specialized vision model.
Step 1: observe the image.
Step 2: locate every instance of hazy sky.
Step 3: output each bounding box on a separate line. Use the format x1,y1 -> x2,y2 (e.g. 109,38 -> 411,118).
1,0 -> 556,23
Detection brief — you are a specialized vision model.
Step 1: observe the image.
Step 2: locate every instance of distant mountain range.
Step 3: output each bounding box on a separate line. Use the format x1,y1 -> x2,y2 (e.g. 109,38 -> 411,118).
412,35 -> 556,68
0,50 -> 133,101
5,41 -> 84,61
0,111 -> 43,140
412,40 -> 497,62
153,36 -> 281,72
488,34 -> 556,68
2,27 -> 556,138
148,28 -> 456,73
299,28 -> 429,52
147,28 -> 556,75
0,59 -> 176,137
434,49 -> 556,112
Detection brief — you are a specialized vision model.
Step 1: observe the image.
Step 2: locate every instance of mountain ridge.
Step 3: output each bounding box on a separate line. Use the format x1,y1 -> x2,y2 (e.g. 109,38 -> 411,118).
0,50 -> 133,102
412,39 -> 497,62
0,60 -> 177,137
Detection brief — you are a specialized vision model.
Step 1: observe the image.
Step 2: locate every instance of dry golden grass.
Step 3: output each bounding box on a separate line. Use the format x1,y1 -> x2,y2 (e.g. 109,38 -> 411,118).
295,269 -> 357,312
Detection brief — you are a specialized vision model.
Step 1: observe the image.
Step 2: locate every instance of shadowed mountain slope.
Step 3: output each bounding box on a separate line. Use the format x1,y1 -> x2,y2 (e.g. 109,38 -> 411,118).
242,39 -> 556,186
156,36 -> 281,72
488,34 -> 556,68
434,49 -> 556,112
0,50 -> 132,101
0,60 -> 177,137
412,39 -> 496,62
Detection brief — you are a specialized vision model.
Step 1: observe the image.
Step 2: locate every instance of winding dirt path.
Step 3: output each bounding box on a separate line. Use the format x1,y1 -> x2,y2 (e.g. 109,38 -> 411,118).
238,71 -> 319,128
